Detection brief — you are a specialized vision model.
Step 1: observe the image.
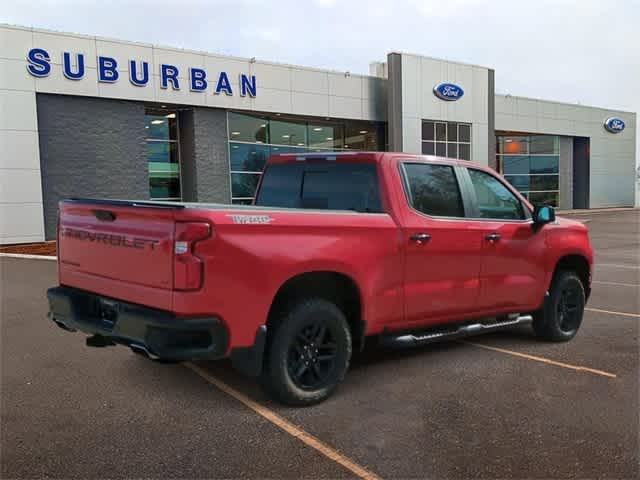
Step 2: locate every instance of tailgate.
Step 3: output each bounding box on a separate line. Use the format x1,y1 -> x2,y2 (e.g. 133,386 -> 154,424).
57,199 -> 179,309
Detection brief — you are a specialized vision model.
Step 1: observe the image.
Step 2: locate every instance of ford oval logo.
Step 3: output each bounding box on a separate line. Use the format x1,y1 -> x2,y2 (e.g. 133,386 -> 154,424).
604,117 -> 625,133
433,83 -> 464,101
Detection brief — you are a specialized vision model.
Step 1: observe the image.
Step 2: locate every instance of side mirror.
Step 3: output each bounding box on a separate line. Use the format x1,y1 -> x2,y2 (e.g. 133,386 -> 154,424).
533,205 -> 556,225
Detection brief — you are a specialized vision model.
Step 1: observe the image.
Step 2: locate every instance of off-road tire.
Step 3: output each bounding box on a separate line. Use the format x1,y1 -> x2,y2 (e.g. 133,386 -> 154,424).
533,270 -> 586,342
260,298 -> 352,406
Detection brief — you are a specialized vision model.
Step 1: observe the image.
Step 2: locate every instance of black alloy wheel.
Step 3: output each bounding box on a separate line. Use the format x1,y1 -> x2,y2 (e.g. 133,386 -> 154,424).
287,321 -> 338,390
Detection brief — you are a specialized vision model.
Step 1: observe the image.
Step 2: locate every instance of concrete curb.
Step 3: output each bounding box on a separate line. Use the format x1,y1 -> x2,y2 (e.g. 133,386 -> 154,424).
558,207 -> 638,215
0,253 -> 57,261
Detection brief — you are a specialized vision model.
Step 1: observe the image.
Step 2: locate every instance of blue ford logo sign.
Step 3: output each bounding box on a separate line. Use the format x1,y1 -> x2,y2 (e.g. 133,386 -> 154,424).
604,117 -> 625,134
433,83 -> 464,101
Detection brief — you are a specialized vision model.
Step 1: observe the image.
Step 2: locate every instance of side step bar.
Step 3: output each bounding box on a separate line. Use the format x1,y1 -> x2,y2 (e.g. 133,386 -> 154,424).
380,314 -> 533,349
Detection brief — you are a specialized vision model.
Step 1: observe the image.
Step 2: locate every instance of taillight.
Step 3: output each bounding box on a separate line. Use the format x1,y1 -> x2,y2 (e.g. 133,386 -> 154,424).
173,222 -> 211,291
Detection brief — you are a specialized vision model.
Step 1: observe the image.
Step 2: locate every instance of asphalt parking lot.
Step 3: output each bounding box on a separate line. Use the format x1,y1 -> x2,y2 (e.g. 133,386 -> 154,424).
1,209 -> 638,479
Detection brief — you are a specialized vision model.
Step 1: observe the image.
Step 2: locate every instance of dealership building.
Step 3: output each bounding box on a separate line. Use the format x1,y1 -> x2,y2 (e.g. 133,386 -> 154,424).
1,24 -> 637,244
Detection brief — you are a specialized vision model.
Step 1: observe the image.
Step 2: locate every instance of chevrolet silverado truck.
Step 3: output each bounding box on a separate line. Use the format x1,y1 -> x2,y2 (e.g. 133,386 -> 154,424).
48,152 -> 593,405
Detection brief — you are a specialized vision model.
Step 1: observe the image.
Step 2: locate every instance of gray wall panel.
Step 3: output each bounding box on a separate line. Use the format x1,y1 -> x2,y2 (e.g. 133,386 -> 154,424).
36,93 -> 147,240
487,69 -> 496,170
191,108 -> 230,203
558,136 -> 573,210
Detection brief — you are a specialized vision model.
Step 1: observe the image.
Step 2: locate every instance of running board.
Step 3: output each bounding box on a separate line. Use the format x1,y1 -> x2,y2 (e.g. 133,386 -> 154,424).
380,315 -> 533,348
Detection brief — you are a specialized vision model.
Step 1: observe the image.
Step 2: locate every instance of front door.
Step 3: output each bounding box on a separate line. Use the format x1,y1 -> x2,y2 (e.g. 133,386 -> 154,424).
399,162 -> 484,327
464,167 -> 547,312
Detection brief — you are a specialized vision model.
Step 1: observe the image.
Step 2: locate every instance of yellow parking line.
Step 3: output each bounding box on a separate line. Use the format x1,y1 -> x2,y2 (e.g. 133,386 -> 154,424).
586,307 -> 640,318
592,280 -> 639,288
461,341 -> 617,378
185,362 -> 382,480
597,263 -> 640,270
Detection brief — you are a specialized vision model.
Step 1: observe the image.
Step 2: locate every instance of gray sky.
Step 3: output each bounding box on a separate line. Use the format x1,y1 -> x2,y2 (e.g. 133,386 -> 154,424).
3,0 -> 639,168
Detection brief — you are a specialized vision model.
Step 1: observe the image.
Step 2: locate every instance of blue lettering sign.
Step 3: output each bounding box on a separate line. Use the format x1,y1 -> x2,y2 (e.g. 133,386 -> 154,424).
62,52 -> 85,80
433,82 -> 464,101
215,71 -> 233,95
240,74 -> 256,97
98,56 -> 119,82
25,48 -> 258,97
604,117 -> 625,134
26,48 -> 51,77
160,64 -> 180,90
129,60 -> 149,87
190,68 -> 207,92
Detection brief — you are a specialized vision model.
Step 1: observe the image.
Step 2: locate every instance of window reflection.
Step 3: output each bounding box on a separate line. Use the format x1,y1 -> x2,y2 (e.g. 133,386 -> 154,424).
497,134 -> 560,207
227,112 -> 385,203
145,109 -> 181,200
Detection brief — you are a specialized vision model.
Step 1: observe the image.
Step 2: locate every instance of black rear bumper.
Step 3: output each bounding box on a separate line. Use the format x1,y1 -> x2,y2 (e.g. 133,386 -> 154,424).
47,286 -> 228,361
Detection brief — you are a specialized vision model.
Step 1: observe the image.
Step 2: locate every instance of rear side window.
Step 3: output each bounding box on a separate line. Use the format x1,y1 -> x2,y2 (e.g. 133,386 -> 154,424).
402,163 -> 465,217
467,168 -> 525,220
256,163 -> 382,212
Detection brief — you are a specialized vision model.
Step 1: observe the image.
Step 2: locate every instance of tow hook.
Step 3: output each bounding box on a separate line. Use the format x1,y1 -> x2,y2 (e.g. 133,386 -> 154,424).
86,334 -> 116,348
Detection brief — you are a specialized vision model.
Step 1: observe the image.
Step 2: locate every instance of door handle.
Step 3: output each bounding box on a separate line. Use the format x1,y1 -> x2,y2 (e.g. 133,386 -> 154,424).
410,233 -> 432,243
485,232 -> 501,242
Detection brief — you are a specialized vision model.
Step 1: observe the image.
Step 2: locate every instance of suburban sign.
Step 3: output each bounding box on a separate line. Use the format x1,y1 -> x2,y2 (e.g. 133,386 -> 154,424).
603,117 -> 625,134
433,82 -> 464,101
26,47 -> 257,97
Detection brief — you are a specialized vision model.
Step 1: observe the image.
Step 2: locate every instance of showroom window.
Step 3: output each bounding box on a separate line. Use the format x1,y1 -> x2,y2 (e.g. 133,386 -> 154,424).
145,109 -> 181,200
496,134 -> 560,207
421,121 -> 472,160
228,112 -> 385,204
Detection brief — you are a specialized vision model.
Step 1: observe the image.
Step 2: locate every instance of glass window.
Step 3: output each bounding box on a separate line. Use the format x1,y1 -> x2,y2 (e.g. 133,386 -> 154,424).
435,123 -> 447,141
467,168 -> 524,220
232,198 -> 254,205
530,175 -> 559,191
499,136 -> 528,155
435,142 -> 446,157
270,119 -> 307,146
231,173 -> 261,198
146,142 -> 179,164
145,114 -> 177,140
422,141 -> 435,155
447,123 -> 458,142
422,122 -> 434,141
504,175 -> 530,191
458,124 -> 471,143
227,111 -> 385,203
459,143 -> 470,160
402,163 -> 464,217
345,123 -> 380,150
502,155 -> 530,175
308,123 -> 344,149
529,191 -> 558,206
529,155 -> 559,174
256,163 -> 382,213
229,142 -> 270,172
447,143 -> 458,159
228,112 -> 268,143
530,135 -> 558,154
146,109 -> 180,200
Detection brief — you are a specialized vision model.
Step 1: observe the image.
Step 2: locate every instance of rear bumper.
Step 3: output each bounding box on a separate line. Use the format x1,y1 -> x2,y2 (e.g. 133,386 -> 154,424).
47,286 -> 228,361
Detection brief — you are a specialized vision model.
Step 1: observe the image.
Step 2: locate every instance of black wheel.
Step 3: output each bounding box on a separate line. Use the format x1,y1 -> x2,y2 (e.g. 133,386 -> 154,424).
533,271 -> 585,342
260,299 -> 352,406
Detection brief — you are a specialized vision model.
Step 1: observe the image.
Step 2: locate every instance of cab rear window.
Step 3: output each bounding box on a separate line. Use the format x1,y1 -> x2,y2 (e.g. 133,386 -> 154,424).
256,163 -> 383,213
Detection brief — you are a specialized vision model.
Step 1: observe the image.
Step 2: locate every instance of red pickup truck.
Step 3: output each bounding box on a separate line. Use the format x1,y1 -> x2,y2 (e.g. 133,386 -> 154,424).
48,152 -> 593,405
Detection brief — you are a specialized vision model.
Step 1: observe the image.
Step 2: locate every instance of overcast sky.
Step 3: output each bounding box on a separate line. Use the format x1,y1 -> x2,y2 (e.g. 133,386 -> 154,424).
3,0 -> 639,170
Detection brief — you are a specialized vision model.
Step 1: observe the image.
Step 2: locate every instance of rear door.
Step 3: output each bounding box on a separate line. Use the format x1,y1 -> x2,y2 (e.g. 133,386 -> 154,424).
460,167 -> 547,312
58,200 -> 178,310
398,162 -> 485,327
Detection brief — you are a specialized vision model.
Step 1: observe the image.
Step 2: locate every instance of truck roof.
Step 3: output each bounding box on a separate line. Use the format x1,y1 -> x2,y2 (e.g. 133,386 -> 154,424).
266,151 -> 494,173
